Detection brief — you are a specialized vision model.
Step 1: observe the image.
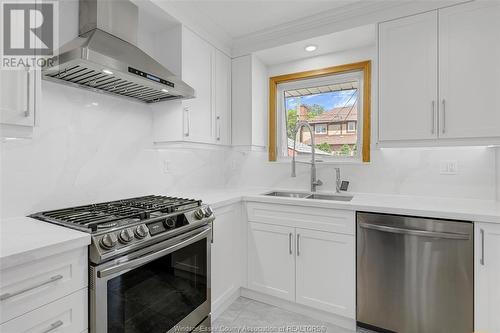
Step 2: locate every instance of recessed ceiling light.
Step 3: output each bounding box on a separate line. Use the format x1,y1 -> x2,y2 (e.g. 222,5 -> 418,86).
161,88 -> 169,93
102,69 -> 113,75
305,45 -> 317,52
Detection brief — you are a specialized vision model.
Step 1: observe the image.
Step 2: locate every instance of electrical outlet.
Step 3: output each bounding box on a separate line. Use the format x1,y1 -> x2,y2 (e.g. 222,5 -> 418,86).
440,160 -> 458,175
163,160 -> 170,174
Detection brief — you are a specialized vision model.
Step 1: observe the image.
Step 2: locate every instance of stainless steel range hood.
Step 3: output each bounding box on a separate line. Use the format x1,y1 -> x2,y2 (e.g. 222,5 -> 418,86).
42,0 -> 194,103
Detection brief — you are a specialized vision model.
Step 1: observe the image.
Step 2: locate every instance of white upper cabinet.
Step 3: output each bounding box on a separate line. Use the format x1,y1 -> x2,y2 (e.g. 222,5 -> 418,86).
0,66 -> 39,138
0,68 -> 34,126
438,1 -> 500,140
182,28 -> 215,143
379,11 -> 438,142
475,222 -> 500,333
214,49 -> 231,145
378,1 -> 500,146
152,26 -> 231,146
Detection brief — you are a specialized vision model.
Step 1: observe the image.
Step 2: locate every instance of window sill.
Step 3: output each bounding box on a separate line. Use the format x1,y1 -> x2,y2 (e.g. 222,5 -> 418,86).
272,157 -> 368,165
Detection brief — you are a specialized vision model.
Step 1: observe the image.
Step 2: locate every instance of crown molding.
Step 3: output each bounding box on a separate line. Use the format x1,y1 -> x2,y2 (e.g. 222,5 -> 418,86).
232,0 -> 466,57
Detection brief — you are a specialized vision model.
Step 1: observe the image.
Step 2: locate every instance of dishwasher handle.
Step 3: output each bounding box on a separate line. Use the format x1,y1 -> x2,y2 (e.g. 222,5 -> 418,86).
359,222 -> 470,240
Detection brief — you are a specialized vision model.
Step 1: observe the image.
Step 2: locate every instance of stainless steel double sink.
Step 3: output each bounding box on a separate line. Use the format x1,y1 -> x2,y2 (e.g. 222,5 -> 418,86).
264,191 -> 353,202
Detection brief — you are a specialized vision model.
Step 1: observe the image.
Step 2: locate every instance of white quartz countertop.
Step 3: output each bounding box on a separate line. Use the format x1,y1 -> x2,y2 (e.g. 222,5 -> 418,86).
169,187 -> 500,224
2,189 -> 498,268
0,217 -> 90,269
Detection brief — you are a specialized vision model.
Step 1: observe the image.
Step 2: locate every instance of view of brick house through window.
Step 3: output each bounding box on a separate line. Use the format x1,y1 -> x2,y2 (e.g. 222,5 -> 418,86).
285,80 -> 359,158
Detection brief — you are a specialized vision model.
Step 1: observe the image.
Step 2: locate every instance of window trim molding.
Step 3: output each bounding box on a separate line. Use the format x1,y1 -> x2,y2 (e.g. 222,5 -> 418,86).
268,60 -> 371,162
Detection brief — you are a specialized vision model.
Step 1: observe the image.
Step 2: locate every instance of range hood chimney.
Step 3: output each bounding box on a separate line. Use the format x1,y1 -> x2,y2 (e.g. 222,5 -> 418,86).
42,0 -> 195,103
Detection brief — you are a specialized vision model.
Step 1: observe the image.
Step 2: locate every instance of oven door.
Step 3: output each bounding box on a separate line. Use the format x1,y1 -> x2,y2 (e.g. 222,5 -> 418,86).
90,226 -> 211,333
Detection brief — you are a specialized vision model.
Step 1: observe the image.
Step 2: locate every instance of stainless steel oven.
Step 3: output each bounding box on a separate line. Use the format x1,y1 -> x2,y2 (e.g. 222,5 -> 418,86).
90,225 -> 211,333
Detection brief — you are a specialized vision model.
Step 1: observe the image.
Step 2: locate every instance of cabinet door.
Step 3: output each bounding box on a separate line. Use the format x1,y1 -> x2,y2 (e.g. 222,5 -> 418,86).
214,49 -> 231,145
0,67 -> 35,127
378,11 -> 438,142
211,204 -> 239,309
247,222 -> 295,301
0,288 -> 87,332
439,2 -> 500,139
182,27 -> 215,144
475,223 -> 500,333
295,228 -> 355,318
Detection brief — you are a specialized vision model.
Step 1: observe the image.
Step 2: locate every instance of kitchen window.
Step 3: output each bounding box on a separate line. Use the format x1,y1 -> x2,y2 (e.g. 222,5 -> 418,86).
269,61 -> 371,162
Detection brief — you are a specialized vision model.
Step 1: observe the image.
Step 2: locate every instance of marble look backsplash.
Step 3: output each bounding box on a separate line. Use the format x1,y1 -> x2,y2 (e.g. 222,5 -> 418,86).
0,82 -> 227,218
224,147 -> 497,201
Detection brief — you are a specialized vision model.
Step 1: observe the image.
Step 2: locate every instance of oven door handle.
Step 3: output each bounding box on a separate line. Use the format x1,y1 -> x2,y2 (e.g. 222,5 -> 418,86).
97,227 -> 211,278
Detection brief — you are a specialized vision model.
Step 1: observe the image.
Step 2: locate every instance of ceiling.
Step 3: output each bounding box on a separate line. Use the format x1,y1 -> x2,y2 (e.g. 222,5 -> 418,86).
255,24 -> 375,65
163,1 -> 360,39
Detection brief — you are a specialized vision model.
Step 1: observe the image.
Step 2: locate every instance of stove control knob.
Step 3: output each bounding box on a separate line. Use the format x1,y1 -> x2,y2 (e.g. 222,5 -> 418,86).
204,206 -> 213,217
134,225 -> 149,239
194,208 -> 205,220
164,217 -> 176,228
119,229 -> 134,244
100,233 -> 118,250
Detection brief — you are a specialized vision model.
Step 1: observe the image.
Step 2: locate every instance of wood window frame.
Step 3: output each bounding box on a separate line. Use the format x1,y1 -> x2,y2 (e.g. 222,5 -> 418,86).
268,60 -> 371,162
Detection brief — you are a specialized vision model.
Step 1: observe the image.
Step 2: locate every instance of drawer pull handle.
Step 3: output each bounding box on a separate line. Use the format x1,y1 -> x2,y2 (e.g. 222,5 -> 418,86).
42,320 -> 63,333
0,274 -> 63,301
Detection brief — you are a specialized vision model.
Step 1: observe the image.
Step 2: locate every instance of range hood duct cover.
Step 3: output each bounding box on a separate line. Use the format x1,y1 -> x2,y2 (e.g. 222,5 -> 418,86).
42,0 -> 194,103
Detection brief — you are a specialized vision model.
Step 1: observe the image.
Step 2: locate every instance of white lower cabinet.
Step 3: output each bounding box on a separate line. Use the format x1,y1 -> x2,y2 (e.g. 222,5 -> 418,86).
475,222 -> 500,333
211,204 -> 242,310
295,228 -> 355,318
0,246 -> 88,332
246,203 -> 355,320
0,288 -> 87,333
0,247 -> 87,323
247,222 -> 295,301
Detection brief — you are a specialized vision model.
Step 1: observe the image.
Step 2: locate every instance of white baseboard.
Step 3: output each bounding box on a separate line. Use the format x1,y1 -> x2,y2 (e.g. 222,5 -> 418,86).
211,286 -> 241,320
240,288 -> 356,331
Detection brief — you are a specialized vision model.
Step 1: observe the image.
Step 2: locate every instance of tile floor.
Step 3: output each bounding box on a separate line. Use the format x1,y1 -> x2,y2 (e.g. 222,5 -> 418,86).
212,297 -> 372,333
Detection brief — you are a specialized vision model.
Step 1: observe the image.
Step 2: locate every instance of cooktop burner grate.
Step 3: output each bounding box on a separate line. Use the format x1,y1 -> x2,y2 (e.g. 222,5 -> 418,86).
30,195 -> 201,232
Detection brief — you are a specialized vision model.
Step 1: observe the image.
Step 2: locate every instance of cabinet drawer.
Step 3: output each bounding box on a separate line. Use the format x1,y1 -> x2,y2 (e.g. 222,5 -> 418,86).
0,247 -> 87,323
0,288 -> 87,333
246,202 -> 355,235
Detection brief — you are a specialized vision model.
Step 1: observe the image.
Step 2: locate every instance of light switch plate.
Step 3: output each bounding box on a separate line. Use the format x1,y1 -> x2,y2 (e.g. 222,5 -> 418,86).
163,160 -> 170,173
440,160 -> 458,175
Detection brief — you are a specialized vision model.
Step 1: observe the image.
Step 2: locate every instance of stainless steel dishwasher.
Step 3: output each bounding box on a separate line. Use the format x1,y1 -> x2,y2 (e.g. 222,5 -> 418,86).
356,212 -> 473,333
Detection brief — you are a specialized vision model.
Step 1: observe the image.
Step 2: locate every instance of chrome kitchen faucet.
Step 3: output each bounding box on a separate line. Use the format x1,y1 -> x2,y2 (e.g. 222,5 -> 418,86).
291,121 -> 323,192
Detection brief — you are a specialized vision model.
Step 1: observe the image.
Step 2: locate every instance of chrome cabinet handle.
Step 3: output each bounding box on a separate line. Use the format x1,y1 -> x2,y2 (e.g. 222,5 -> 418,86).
211,222 -> 214,244
359,223 -> 470,240
25,66 -> 30,117
184,107 -> 190,137
296,233 -> 300,256
289,233 -> 292,255
216,116 -> 221,141
0,274 -> 63,301
442,99 -> 446,134
431,101 -> 435,134
41,320 -> 63,333
480,229 -> 485,265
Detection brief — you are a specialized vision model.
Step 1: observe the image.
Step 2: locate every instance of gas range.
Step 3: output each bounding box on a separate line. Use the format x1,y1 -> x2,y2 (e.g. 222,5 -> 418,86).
30,195 -> 214,264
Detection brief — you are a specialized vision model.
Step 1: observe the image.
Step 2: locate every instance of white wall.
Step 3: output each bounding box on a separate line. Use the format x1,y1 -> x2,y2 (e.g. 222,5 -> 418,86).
227,46 -> 498,200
